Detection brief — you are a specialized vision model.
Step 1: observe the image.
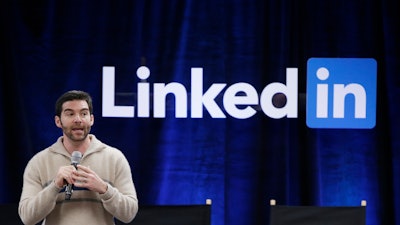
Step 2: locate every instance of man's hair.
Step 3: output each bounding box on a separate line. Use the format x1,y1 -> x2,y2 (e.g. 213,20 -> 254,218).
55,90 -> 93,117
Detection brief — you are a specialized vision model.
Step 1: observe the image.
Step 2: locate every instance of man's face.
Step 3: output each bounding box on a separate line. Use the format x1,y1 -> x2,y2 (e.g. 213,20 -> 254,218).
55,100 -> 94,142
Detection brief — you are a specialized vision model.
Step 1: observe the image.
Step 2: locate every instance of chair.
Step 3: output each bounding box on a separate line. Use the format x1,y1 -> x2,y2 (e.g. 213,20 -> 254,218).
269,199 -> 366,225
116,199 -> 212,225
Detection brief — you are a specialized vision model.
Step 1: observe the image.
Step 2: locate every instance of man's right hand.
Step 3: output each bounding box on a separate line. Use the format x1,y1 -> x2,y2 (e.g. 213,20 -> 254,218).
54,165 -> 77,188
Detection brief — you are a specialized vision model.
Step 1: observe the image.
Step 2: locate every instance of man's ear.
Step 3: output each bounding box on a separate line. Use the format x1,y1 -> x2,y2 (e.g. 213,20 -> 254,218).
55,115 -> 62,128
90,114 -> 94,126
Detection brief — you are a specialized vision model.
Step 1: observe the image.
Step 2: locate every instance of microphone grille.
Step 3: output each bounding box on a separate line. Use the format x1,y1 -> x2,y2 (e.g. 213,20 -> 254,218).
71,151 -> 82,164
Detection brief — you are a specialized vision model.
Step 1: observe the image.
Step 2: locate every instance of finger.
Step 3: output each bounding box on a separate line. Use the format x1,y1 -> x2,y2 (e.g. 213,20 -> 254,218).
83,177 -> 89,183
71,174 -> 85,185
64,175 -> 74,185
76,165 -> 92,173
74,170 -> 91,180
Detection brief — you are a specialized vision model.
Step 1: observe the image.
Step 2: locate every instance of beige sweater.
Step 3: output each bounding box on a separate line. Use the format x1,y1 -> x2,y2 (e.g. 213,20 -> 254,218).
19,135 -> 138,225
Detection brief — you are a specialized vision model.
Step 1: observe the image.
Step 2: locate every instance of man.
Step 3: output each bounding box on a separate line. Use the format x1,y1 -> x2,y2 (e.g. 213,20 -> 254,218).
19,90 -> 138,225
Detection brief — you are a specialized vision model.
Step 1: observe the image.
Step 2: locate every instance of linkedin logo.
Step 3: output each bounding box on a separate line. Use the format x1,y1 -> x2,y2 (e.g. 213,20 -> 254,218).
102,58 -> 377,129
306,58 -> 377,129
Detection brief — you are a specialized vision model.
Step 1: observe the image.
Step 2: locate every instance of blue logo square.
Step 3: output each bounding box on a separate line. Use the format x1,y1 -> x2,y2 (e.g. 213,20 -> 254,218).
306,58 -> 377,129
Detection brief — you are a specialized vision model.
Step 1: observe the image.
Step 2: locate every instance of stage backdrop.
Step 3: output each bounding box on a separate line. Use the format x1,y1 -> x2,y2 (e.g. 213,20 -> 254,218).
1,1 -> 399,225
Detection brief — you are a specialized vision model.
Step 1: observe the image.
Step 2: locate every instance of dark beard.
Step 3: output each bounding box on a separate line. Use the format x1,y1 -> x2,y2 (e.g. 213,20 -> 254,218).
60,122 -> 91,142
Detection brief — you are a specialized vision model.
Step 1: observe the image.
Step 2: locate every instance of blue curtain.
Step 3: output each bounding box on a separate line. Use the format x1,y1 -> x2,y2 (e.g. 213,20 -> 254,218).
1,1 -> 399,225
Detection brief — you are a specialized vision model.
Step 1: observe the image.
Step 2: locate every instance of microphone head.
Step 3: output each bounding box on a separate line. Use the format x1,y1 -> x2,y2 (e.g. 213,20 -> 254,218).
71,151 -> 82,164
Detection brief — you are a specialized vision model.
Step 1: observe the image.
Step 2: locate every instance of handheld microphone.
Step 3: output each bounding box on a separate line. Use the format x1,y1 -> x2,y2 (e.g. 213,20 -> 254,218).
65,151 -> 82,200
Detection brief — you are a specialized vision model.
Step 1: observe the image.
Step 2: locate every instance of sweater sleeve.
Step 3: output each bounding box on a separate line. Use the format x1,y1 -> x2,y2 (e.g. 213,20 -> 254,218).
18,159 -> 62,225
99,153 -> 139,223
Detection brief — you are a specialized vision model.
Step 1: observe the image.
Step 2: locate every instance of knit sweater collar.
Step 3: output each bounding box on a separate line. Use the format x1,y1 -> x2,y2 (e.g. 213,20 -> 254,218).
49,134 -> 104,158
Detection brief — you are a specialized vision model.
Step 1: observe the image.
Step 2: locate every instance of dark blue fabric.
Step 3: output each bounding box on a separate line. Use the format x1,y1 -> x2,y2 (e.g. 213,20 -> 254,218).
1,1 -> 399,225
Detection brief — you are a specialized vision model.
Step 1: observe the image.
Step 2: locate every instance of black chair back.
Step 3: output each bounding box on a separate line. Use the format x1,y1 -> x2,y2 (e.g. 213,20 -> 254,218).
116,204 -> 211,225
270,204 -> 366,225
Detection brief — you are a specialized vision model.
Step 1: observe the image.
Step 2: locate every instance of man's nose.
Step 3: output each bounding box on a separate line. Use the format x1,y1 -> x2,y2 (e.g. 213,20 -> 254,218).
73,115 -> 83,122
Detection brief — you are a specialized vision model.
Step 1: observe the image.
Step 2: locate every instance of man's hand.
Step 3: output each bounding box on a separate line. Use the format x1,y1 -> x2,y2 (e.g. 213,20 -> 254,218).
72,165 -> 108,194
54,165 -> 77,189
